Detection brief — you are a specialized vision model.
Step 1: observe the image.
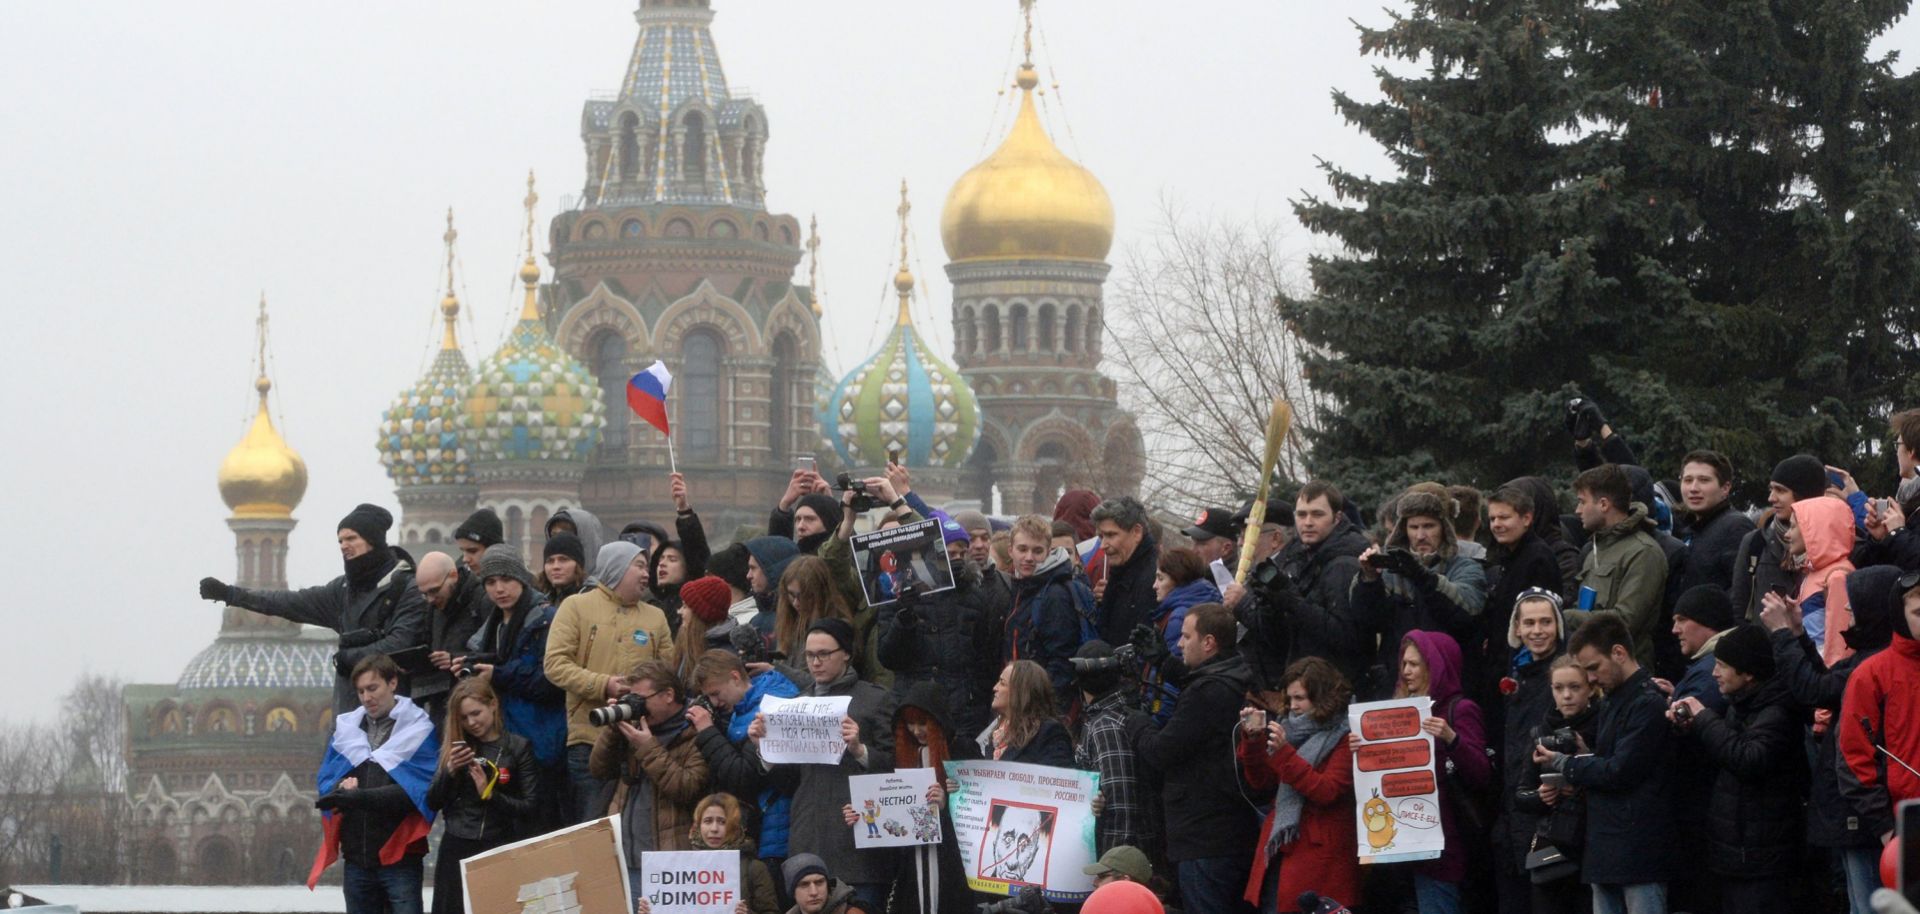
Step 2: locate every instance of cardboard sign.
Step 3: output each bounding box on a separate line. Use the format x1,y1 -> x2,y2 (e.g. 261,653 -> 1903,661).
851,768 -> 943,848
461,815 -> 631,914
640,849 -> 740,914
1348,697 -> 1444,865
944,759 -> 1100,904
850,518 -> 957,607
756,694 -> 853,765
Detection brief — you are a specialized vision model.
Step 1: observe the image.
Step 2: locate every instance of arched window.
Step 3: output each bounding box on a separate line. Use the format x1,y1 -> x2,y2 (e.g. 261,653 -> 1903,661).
956,306 -> 977,355
240,539 -> 256,586
1038,303 -> 1057,352
506,506 -> 524,555
619,113 -> 640,182
772,332 -> 796,459
530,506 -> 550,554
1010,304 -> 1030,352
683,112 -> 707,186
984,305 -> 1003,353
592,331 -> 630,454
197,836 -> 239,886
1085,306 -> 1102,354
681,328 -> 724,461
1065,305 -> 1084,354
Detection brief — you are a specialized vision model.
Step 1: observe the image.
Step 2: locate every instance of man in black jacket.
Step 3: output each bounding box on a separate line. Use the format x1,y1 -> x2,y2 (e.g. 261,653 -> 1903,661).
1135,603 -> 1257,914
1482,484 -> 1567,710
1224,481 -> 1371,690
200,504 -> 428,714
1730,455 -> 1826,619
1092,496 -> 1161,647
414,551 -> 487,726
1670,624 -> 1807,914
875,526 -> 998,737
1535,614 -> 1675,914
1672,450 -> 1756,594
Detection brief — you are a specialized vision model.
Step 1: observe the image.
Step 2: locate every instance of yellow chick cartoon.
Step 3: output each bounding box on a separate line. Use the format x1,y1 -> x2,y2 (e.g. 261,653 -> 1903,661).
1364,790 -> 1398,850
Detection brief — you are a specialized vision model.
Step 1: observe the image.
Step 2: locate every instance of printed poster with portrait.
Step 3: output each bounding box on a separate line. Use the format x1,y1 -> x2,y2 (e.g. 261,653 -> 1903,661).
1348,696 -> 1444,864
849,518 -> 957,608
943,759 -> 1100,904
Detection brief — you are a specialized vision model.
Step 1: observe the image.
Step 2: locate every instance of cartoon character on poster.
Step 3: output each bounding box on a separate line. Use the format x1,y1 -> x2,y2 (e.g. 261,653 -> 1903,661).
981,802 -> 1055,887
862,800 -> 881,839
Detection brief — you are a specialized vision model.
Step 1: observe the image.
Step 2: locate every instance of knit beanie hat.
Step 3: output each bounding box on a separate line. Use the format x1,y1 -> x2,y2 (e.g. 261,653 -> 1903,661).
795,492 -> 845,533
806,618 -> 857,656
543,532 -> 586,567
680,575 -> 732,625
453,507 -> 504,547
1713,624 -> 1776,680
338,503 -> 393,551
1771,455 -> 1830,501
476,543 -> 536,589
708,543 -> 753,594
940,517 -> 971,545
782,854 -> 829,895
1672,585 -> 1737,632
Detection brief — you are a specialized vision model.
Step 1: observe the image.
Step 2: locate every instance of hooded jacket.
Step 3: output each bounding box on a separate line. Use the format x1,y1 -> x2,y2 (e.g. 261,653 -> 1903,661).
1731,511 -> 1801,623
1839,571 -> 1920,840
1351,497 -> 1487,697
542,541 -> 678,748
1569,504 -> 1669,670
1794,497 -> 1857,666
648,508 -> 714,622
546,508 -> 607,573
1497,635 -> 1562,866
227,546 -> 428,714
1483,530 -> 1567,707
1135,649 -> 1259,861
1779,565 -> 1898,848
1689,675 -> 1807,878
1004,547 -> 1096,707
691,669 -> 801,857
470,592 -> 568,770
1403,630 -> 1491,885
876,558 -> 1000,738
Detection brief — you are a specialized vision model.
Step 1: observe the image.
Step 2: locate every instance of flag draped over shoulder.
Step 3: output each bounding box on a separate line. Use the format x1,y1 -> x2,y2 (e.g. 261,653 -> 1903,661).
307,696 -> 438,888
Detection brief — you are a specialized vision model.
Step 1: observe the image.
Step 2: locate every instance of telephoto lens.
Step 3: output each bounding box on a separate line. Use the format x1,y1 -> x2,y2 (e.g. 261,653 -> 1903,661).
588,693 -> 646,727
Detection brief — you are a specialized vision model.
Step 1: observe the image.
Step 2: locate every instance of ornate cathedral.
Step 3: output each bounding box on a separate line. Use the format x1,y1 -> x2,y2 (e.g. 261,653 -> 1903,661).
126,0 -> 1138,886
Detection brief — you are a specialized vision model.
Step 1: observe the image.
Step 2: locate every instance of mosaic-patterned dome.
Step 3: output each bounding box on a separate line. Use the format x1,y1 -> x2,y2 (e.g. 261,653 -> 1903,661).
177,638 -> 335,691
377,300 -> 473,486
464,256 -> 605,463
822,264 -> 979,468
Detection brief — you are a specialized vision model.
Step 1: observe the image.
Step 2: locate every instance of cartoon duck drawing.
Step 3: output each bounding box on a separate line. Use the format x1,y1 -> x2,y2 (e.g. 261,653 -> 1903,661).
1364,789 -> 1398,850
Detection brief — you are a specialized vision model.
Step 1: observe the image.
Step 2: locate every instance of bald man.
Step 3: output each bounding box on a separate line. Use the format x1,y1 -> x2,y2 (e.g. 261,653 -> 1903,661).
415,551 -> 486,725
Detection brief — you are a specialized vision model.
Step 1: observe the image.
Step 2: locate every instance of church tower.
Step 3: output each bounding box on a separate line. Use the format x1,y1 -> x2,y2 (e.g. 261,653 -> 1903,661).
216,297 -> 309,632
941,2 -> 1143,512
546,0 -> 823,535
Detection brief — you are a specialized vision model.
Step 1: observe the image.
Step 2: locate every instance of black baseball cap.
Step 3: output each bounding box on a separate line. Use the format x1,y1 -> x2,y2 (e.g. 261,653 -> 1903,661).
1183,507 -> 1240,541
1233,497 -> 1295,528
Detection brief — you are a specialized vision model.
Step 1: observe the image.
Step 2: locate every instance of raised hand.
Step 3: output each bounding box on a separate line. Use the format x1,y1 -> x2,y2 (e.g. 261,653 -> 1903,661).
671,472 -> 690,513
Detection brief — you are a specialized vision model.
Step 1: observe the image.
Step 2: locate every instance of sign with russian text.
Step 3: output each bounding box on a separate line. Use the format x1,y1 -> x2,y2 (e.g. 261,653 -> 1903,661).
851,768 -> 942,848
756,694 -> 853,765
640,850 -> 739,914
1349,697 -> 1444,864
943,758 -> 1100,904
850,518 -> 957,607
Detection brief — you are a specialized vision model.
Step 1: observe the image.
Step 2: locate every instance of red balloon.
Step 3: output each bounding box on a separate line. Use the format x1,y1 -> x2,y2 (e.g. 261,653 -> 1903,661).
1883,836 -> 1901,889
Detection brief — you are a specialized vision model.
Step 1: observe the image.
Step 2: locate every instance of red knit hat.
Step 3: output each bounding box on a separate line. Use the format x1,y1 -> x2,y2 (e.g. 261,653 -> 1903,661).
681,575 -> 733,625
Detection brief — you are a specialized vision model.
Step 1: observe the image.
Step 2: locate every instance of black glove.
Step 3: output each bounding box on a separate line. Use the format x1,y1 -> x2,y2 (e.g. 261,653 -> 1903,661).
314,791 -> 342,811
1566,397 -> 1605,442
334,652 -> 359,677
199,577 -> 231,603
1374,547 -> 1422,579
1129,624 -> 1170,665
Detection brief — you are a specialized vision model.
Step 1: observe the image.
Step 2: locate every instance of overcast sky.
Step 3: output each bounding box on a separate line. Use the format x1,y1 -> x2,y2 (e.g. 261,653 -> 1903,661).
4,2 -> 1917,723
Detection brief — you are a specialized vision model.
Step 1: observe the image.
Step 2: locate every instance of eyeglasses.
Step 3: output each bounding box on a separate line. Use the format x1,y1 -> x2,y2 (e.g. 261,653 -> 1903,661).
786,589 -> 806,600
630,690 -> 662,703
803,649 -> 845,663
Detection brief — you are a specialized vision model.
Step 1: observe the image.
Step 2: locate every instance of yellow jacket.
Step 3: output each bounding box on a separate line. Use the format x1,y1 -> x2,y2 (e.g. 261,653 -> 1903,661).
543,582 -> 676,747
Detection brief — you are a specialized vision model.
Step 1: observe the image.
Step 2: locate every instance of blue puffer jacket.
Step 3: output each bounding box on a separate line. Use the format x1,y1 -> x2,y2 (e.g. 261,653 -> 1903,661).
472,599 -> 568,771
1142,578 -> 1221,722
729,670 -> 800,856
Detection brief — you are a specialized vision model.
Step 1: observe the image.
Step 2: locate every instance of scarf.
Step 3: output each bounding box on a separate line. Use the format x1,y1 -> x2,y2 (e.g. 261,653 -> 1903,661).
344,548 -> 396,590
1265,711 -> 1350,857
1900,474 -> 1920,506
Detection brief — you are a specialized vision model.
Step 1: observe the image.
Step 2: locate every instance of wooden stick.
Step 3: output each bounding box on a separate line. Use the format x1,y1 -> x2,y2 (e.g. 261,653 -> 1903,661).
1235,398 -> 1295,587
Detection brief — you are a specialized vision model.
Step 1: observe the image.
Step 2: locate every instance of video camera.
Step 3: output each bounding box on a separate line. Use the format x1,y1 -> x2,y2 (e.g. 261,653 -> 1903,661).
976,887 -> 1053,914
835,473 -> 882,513
455,653 -> 499,680
1070,643 -> 1139,677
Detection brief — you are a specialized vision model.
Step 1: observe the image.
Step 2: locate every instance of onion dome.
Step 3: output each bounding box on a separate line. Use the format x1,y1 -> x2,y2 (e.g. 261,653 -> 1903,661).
823,183 -> 979,468
178,636 -> 335,690
941,63 -> 1114,263
378,211 -> 474,485
464,174 -> 605,463
219,298 -> 308,519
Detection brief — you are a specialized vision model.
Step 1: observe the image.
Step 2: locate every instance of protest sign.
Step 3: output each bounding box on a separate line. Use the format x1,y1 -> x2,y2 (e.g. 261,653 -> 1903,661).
850,768 -> 942,848
849,517 -> 956,607
461,815 -> 630,914
943,758 -> 1100,904
1349,697 -> 1444,865
640,849 -> 739,914
756,694 -> 853,765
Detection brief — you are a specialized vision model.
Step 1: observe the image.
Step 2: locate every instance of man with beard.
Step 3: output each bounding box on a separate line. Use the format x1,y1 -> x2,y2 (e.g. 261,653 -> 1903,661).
199,504 -> 428,714
1672,450 -> 1756,594
1223,481 -> 1370,689
1353,489 -> 1487,697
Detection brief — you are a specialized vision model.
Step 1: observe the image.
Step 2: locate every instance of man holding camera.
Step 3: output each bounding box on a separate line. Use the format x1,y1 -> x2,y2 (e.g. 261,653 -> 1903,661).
1226,482 -> 1372,692
587,659 -> 709,899
1073,641 -> 1159,859
1534,615 -> 1676,914
199,504 -> 427,715
545,540 -> 678,823
1352,489 -> 1487,697
687,649 -> 802,893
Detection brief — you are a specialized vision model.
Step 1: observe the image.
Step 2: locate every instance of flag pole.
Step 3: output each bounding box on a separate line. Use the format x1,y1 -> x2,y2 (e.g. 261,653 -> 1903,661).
666,432 -> 678,476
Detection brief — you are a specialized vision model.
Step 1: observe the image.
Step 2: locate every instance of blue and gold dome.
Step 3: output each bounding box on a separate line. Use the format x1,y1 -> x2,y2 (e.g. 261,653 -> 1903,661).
379,215 -> 474,485
822,185 -> 979,468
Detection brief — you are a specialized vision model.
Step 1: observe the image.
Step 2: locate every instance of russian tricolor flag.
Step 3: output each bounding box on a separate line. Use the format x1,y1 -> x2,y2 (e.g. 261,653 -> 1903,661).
307,697 -> 438,888
627,360 -> 673,436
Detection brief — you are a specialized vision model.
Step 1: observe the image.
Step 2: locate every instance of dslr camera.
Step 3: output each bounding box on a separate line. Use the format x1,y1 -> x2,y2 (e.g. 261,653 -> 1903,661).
728,624 -> 777,665
1537,727 -> 1580,755
1070,643 -> 1139,676
976,887 -> 1053,914
455,653 -> 499,680
686,693 -> 716,717
589,693 -> 648,727
835,473 -> 881,513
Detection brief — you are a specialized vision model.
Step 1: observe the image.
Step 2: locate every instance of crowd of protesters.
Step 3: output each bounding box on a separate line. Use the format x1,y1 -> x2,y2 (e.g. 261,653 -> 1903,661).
195,401 -> 1920,914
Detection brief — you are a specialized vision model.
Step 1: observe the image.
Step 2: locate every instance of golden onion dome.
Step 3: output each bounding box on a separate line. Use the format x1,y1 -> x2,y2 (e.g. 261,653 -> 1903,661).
219,376 -> 309,519
941,65 -> 1114,264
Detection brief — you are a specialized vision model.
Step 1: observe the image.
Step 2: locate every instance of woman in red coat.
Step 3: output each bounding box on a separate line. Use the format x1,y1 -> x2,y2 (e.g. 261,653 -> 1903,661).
1237,657 -> 1361,913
